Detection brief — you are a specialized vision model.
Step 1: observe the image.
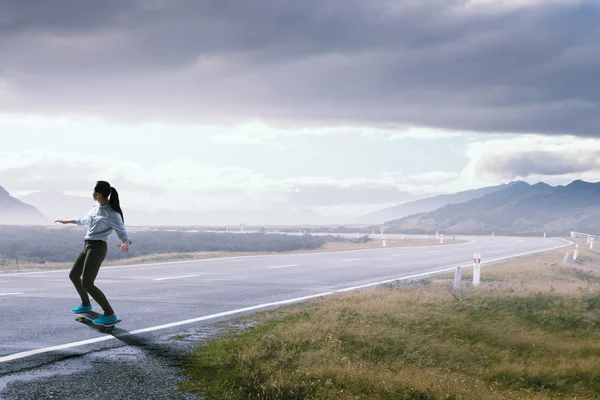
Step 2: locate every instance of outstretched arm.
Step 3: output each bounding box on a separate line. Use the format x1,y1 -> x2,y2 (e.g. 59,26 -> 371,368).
57,205 -> 95,226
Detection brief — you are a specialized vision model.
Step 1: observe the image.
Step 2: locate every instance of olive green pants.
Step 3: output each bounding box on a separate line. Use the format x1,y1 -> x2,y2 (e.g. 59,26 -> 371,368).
69,240 -> 114,315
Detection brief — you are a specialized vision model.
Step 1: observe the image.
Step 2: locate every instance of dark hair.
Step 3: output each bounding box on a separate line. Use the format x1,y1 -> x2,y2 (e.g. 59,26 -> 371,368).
94,181 -> 125,223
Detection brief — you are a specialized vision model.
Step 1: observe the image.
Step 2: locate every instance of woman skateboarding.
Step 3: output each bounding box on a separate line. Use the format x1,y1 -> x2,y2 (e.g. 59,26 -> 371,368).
55,181 -> 132,326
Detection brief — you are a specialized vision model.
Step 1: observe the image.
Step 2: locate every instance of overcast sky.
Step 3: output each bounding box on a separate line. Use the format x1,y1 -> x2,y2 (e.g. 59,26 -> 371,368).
1,0 -> 599,220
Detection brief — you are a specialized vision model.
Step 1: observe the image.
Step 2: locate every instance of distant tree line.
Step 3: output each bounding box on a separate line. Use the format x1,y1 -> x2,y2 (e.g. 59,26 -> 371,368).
0,226 -> 356,264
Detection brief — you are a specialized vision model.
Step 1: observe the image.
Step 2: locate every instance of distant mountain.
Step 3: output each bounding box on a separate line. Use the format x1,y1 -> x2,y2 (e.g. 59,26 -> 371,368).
361,182 -> 521,224
19,191 -> 328,226
20,190 -> 181,226
0,186 -> 48,225
20,190 -> 95,222
385,180 -> 600,235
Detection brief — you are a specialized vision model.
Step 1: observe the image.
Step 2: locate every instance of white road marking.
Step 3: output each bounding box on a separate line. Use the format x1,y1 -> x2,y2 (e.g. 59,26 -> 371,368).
0,292 -> 23,297
452,248 -> 464,251
429,250 -> 440,253
342,258 -> 361,262
391,254 -> 406,257
0,239 -> 573,365
153,275 -> 199,281
268,264 -> 299,269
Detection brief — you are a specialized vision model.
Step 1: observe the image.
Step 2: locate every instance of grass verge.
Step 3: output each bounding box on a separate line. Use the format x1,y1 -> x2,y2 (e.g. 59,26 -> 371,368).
178,240 -> 600,399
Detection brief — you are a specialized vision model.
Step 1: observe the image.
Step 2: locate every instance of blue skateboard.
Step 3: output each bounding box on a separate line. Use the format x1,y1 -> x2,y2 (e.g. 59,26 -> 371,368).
75,311 -> 122,333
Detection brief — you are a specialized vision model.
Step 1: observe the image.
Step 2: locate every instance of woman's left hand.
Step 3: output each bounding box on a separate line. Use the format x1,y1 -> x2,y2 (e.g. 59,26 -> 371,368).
118,240 -> 131,253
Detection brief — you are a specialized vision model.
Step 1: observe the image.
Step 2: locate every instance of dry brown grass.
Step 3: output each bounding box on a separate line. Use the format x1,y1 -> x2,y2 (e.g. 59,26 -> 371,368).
0,238 -> 462,272
179,239 -> 600,400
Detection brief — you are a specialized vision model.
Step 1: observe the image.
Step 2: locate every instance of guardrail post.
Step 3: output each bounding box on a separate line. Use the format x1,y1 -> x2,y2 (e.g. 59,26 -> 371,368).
440,234 -> 444,244
382,237 -> 387,247
591,238 -> 595,250
453,266 -> 462,290
573,244 -> 579,260
473,253 -> 481,286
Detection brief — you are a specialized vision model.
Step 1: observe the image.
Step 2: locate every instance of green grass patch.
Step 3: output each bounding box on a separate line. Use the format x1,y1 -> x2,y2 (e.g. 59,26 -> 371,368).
178,248 -> 600,399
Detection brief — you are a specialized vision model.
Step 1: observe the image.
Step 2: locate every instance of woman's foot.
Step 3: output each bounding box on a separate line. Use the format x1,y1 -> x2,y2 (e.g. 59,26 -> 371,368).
72,304 -> 93,313
93,314 -> 118,325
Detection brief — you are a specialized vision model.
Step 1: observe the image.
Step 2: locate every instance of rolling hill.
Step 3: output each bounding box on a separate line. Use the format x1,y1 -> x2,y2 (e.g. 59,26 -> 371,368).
384,180 -> 600,235
361,182 -> 521,224
0,186 -> 48,225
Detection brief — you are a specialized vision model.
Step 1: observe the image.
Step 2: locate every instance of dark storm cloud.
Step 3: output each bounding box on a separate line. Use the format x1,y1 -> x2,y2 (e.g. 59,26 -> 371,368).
476,149 -> 600,178
0,0 -> 599,135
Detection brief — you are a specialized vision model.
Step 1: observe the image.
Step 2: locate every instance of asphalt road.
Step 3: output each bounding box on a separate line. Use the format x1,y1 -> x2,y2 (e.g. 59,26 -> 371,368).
0,235 -> 570,398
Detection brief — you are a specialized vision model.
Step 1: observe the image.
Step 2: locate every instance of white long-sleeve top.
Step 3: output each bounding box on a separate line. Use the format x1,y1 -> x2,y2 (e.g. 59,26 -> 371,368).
77,204 -> 132,243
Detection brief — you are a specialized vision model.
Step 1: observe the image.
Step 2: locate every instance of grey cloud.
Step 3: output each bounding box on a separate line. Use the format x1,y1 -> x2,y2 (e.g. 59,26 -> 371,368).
0,0 -> 599,135
476,150 -> 600,178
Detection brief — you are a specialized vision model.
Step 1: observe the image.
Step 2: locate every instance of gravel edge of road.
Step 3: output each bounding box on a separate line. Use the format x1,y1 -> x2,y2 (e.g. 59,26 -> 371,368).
0,322 -> 240,400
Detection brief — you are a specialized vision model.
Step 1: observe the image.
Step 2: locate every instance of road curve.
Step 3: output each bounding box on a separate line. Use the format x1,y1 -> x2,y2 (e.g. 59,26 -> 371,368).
0,235 -> 570,373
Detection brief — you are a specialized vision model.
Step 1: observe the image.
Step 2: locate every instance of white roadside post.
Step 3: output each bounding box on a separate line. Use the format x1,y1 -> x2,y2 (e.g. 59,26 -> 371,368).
401,233 -> 405,241
382,236 -> 387,247
440,234 -> 444,244
573,244 -> 579,260
473,253 -> 481,286
563,252 -> 570,262
543,232 -> 546,239
587,235 -> 591,245
379,225 -> 387,236
453,266 -> 462,290
591,238 -> 595,250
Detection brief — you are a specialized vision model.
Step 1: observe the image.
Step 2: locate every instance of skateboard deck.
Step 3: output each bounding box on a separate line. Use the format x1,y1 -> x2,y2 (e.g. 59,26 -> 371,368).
75,311 -> 122,332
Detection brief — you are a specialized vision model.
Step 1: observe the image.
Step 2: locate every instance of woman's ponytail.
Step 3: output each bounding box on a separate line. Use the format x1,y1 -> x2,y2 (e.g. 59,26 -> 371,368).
109,187 -> 125,223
